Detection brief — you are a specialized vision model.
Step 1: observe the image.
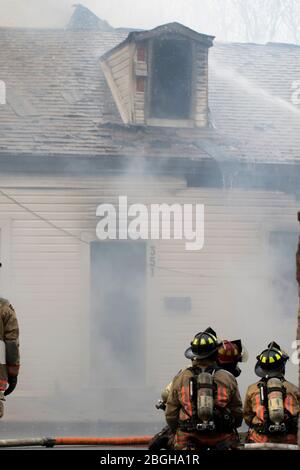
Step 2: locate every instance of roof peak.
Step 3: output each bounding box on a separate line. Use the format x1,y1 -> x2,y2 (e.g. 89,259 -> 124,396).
128,22 -> 215,46
101,22 -> 215,62
67,4 -> 113,31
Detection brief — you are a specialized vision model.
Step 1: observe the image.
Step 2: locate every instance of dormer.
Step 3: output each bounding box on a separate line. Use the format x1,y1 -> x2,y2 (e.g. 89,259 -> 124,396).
100,23 -> 214,128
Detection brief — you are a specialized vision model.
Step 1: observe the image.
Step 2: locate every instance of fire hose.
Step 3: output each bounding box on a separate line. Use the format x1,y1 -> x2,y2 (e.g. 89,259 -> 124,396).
0,436 -> 152,448
0,436 -> 298,449
243,443 -> 299,451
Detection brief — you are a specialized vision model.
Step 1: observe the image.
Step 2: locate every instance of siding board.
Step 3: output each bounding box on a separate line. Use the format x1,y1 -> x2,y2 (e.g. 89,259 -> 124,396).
0,180 -> 297,394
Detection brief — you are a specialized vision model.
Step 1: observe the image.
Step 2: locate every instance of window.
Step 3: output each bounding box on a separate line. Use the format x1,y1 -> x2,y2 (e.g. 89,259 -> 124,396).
269,231 -> 298,282
269,231 -> 298,316
90,241 -> 146,386
150,38 -> 192,119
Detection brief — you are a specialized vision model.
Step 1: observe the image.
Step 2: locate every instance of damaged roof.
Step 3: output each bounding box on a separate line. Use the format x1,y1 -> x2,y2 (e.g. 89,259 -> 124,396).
100,22 -> 215,61
0,25 -> 299,163
210,42 -> 300,164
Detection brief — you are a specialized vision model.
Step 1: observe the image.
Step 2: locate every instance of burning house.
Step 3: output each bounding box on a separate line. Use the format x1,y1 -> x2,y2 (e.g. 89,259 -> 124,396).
0,5 -> 299,420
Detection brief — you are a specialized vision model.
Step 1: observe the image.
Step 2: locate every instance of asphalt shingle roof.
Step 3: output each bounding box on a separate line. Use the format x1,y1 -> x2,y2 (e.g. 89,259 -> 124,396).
210,42 -> 300,163
0,27 -> 299,163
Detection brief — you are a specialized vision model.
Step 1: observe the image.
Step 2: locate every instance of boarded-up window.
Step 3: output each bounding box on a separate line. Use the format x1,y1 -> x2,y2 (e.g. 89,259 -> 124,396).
150,38 -> 192,119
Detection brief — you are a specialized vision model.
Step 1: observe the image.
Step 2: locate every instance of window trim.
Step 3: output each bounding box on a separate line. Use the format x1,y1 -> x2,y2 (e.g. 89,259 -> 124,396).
147,118 -> 194,128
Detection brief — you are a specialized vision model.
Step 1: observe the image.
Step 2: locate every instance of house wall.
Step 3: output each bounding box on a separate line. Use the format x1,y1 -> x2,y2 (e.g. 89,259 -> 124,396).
0,173 -> 298,398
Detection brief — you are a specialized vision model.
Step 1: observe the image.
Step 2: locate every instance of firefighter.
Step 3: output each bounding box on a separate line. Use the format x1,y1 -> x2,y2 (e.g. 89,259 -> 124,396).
297,212 -> 300,287
148,380 -> 177,451
244,342 -> 300,444
217,339 -> 248,378
297,212 -> 300,448
149,337 -> 246,451
0,298 -> 20,419
165,327 -> 243,450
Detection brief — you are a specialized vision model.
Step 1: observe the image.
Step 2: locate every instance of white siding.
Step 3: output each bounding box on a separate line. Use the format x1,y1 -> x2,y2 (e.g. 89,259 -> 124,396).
0,174 -> 298,395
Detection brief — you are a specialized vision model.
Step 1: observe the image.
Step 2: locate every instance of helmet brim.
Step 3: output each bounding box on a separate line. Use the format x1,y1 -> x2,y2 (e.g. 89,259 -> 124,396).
255,362 -> 285,378
185,345 -> 220,361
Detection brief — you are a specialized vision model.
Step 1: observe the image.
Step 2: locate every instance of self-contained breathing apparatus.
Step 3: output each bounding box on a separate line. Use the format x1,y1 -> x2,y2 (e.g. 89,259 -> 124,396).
257,377 -> 287,434
194,371 -> 215,432
255,377 -> 298,436
180,366 -> 234,434
252,342 -> 298,436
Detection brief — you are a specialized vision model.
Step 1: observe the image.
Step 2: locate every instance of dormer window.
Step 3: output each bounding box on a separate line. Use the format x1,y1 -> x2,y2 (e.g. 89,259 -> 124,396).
150,38 -> 192,120
100,23 -> 214,128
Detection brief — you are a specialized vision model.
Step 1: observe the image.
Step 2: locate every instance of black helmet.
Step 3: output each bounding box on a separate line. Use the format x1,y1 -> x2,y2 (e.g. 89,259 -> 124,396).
185,327 -> 221,360
255,341 -> 289,378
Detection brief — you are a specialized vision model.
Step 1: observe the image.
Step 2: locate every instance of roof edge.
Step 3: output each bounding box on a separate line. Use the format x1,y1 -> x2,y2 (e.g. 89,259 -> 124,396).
100,21 -> 215,61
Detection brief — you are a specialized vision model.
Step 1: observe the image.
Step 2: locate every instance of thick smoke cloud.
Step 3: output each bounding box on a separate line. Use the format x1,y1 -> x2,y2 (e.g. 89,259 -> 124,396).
0,0 -> 193,29
0,0 -> 299,44
0,0 -> 71,28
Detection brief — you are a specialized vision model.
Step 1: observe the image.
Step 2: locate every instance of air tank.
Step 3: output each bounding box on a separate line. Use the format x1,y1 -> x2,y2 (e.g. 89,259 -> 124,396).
267,377 -> 284,425
197,372 -> 214,423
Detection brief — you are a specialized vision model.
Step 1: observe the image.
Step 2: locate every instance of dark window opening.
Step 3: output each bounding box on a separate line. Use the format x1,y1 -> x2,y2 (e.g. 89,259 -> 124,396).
186,161 -> 224,188
269,231 -> 298,316
90,241 -> 146,387
150,38 -> 192,119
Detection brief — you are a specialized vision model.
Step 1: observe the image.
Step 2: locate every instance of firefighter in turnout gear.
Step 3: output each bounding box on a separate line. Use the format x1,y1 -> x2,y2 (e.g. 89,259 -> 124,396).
244,342 -> 300,444
149,336 -> 247,451
165,328 -> 243,450
297,211 -> 300,448
149,337 -> 246,451
217,339 -> 248,378
0,298 -> 20,418
297,211 -> 300,287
